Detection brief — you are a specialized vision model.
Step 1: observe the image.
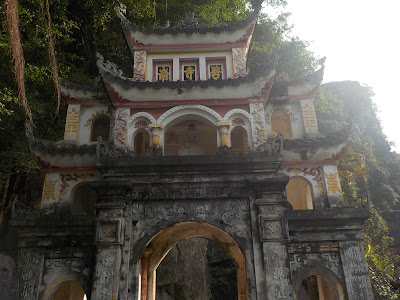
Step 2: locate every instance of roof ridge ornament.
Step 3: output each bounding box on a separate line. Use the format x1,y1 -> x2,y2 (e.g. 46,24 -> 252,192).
96,52 -> 124,77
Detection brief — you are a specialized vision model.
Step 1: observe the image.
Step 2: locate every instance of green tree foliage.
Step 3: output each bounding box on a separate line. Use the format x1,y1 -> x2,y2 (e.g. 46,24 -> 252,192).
315,81 -> 400,298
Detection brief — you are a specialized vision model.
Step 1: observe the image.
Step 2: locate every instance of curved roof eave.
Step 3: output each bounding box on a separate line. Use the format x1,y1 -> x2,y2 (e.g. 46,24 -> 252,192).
270,58 -> 326,100
117,10 -> 257,50
97,52 -> 279,103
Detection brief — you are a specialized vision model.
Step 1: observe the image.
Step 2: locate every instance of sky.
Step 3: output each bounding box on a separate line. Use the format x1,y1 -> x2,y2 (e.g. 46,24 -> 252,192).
265,0 -> 400,152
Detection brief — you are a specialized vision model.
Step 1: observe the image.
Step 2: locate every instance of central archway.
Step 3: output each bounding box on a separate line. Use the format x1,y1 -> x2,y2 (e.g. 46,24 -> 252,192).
140,222 -> 248,300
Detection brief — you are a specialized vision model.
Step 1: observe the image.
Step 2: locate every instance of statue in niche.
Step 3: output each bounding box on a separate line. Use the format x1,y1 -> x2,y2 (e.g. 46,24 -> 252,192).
178,123 -> 204,155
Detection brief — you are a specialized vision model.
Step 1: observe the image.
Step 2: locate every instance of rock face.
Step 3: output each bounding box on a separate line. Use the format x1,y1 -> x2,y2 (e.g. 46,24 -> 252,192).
156,238 -> 238,300
156,238 -> 211,300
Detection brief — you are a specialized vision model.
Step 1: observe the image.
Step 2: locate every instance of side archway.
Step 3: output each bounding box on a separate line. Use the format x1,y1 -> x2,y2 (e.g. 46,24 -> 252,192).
90,114 -> 111,141
71,184 -> 97,216
292,264 -> 345,300
141,222 -> 248,300
41,272 -> 90,300
286,176 -> 314,210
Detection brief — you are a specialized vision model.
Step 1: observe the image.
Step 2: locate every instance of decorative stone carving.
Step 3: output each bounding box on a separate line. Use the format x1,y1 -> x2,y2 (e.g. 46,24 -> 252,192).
97,220 -> 123,244
96,52 -> 123,76
133,50 -> 146,81
59,173 -> 95,200
42,179 -> 57,201
340,242 -> 373,300
250,102 -> 267,148
232,47 -> 248,78
114,108 -> 129,147
97,142 -> 136,158
325,172 -> 342,193
232,117 -> 245,127
19,250 -> 43,300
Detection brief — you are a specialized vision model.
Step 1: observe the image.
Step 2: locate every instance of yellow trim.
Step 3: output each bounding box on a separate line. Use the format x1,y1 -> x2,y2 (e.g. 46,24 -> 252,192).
144,50 -> 148,81
149,123 -> 163,128
147,50 -> 230,56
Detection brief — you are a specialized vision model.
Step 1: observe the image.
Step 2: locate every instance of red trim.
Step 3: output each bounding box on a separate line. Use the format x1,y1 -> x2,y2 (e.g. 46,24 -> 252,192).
261,74 -> 275,101
283,160 -> 339,166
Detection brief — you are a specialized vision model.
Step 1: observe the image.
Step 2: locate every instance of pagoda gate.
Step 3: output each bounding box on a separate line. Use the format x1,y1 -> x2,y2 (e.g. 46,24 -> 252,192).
9,6 -> 374,300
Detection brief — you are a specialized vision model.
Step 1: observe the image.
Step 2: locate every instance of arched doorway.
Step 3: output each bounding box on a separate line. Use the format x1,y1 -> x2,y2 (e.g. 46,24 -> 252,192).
286,177 -> 314,210
50,281 -> 86,300
91,114 -> 110,141
133,130 -> 151,155
296,275 -> 344,300
164,117 -> 217,156
71,184 -> 97,216
271,109 -> 293,138
231,127 -> 248,154
140,222 -> 247,300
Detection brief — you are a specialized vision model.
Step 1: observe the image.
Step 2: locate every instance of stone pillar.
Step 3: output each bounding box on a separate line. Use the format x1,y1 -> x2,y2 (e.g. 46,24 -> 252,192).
217,121 -> 230,147
322,165 -> 343,207
300,99 -> 319,138
114,107 -> 130,148
140,248 -> 153,300
18,248 -> 44,300
133,50 -> 147,81
91,185 -> 128,300
199,57 -> 207,80
256,194 -> 292,300
149,124 -> 163,148
339,241 -> 374,300
172,58 -> 179,81
64,104 -> 81,141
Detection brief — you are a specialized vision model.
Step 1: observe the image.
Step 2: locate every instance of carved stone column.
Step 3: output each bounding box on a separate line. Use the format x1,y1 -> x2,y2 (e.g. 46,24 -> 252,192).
256,193 -> 292,300
149,123 -> 163,148
91,184 -> 129,300
217,121 -> 230,147
339,241 -> 373,300
114,107 -> 130,148
249,102 -> 267,148
64,104 -> 81,141
133,50 -> 147,81
18,248 -> 44,300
